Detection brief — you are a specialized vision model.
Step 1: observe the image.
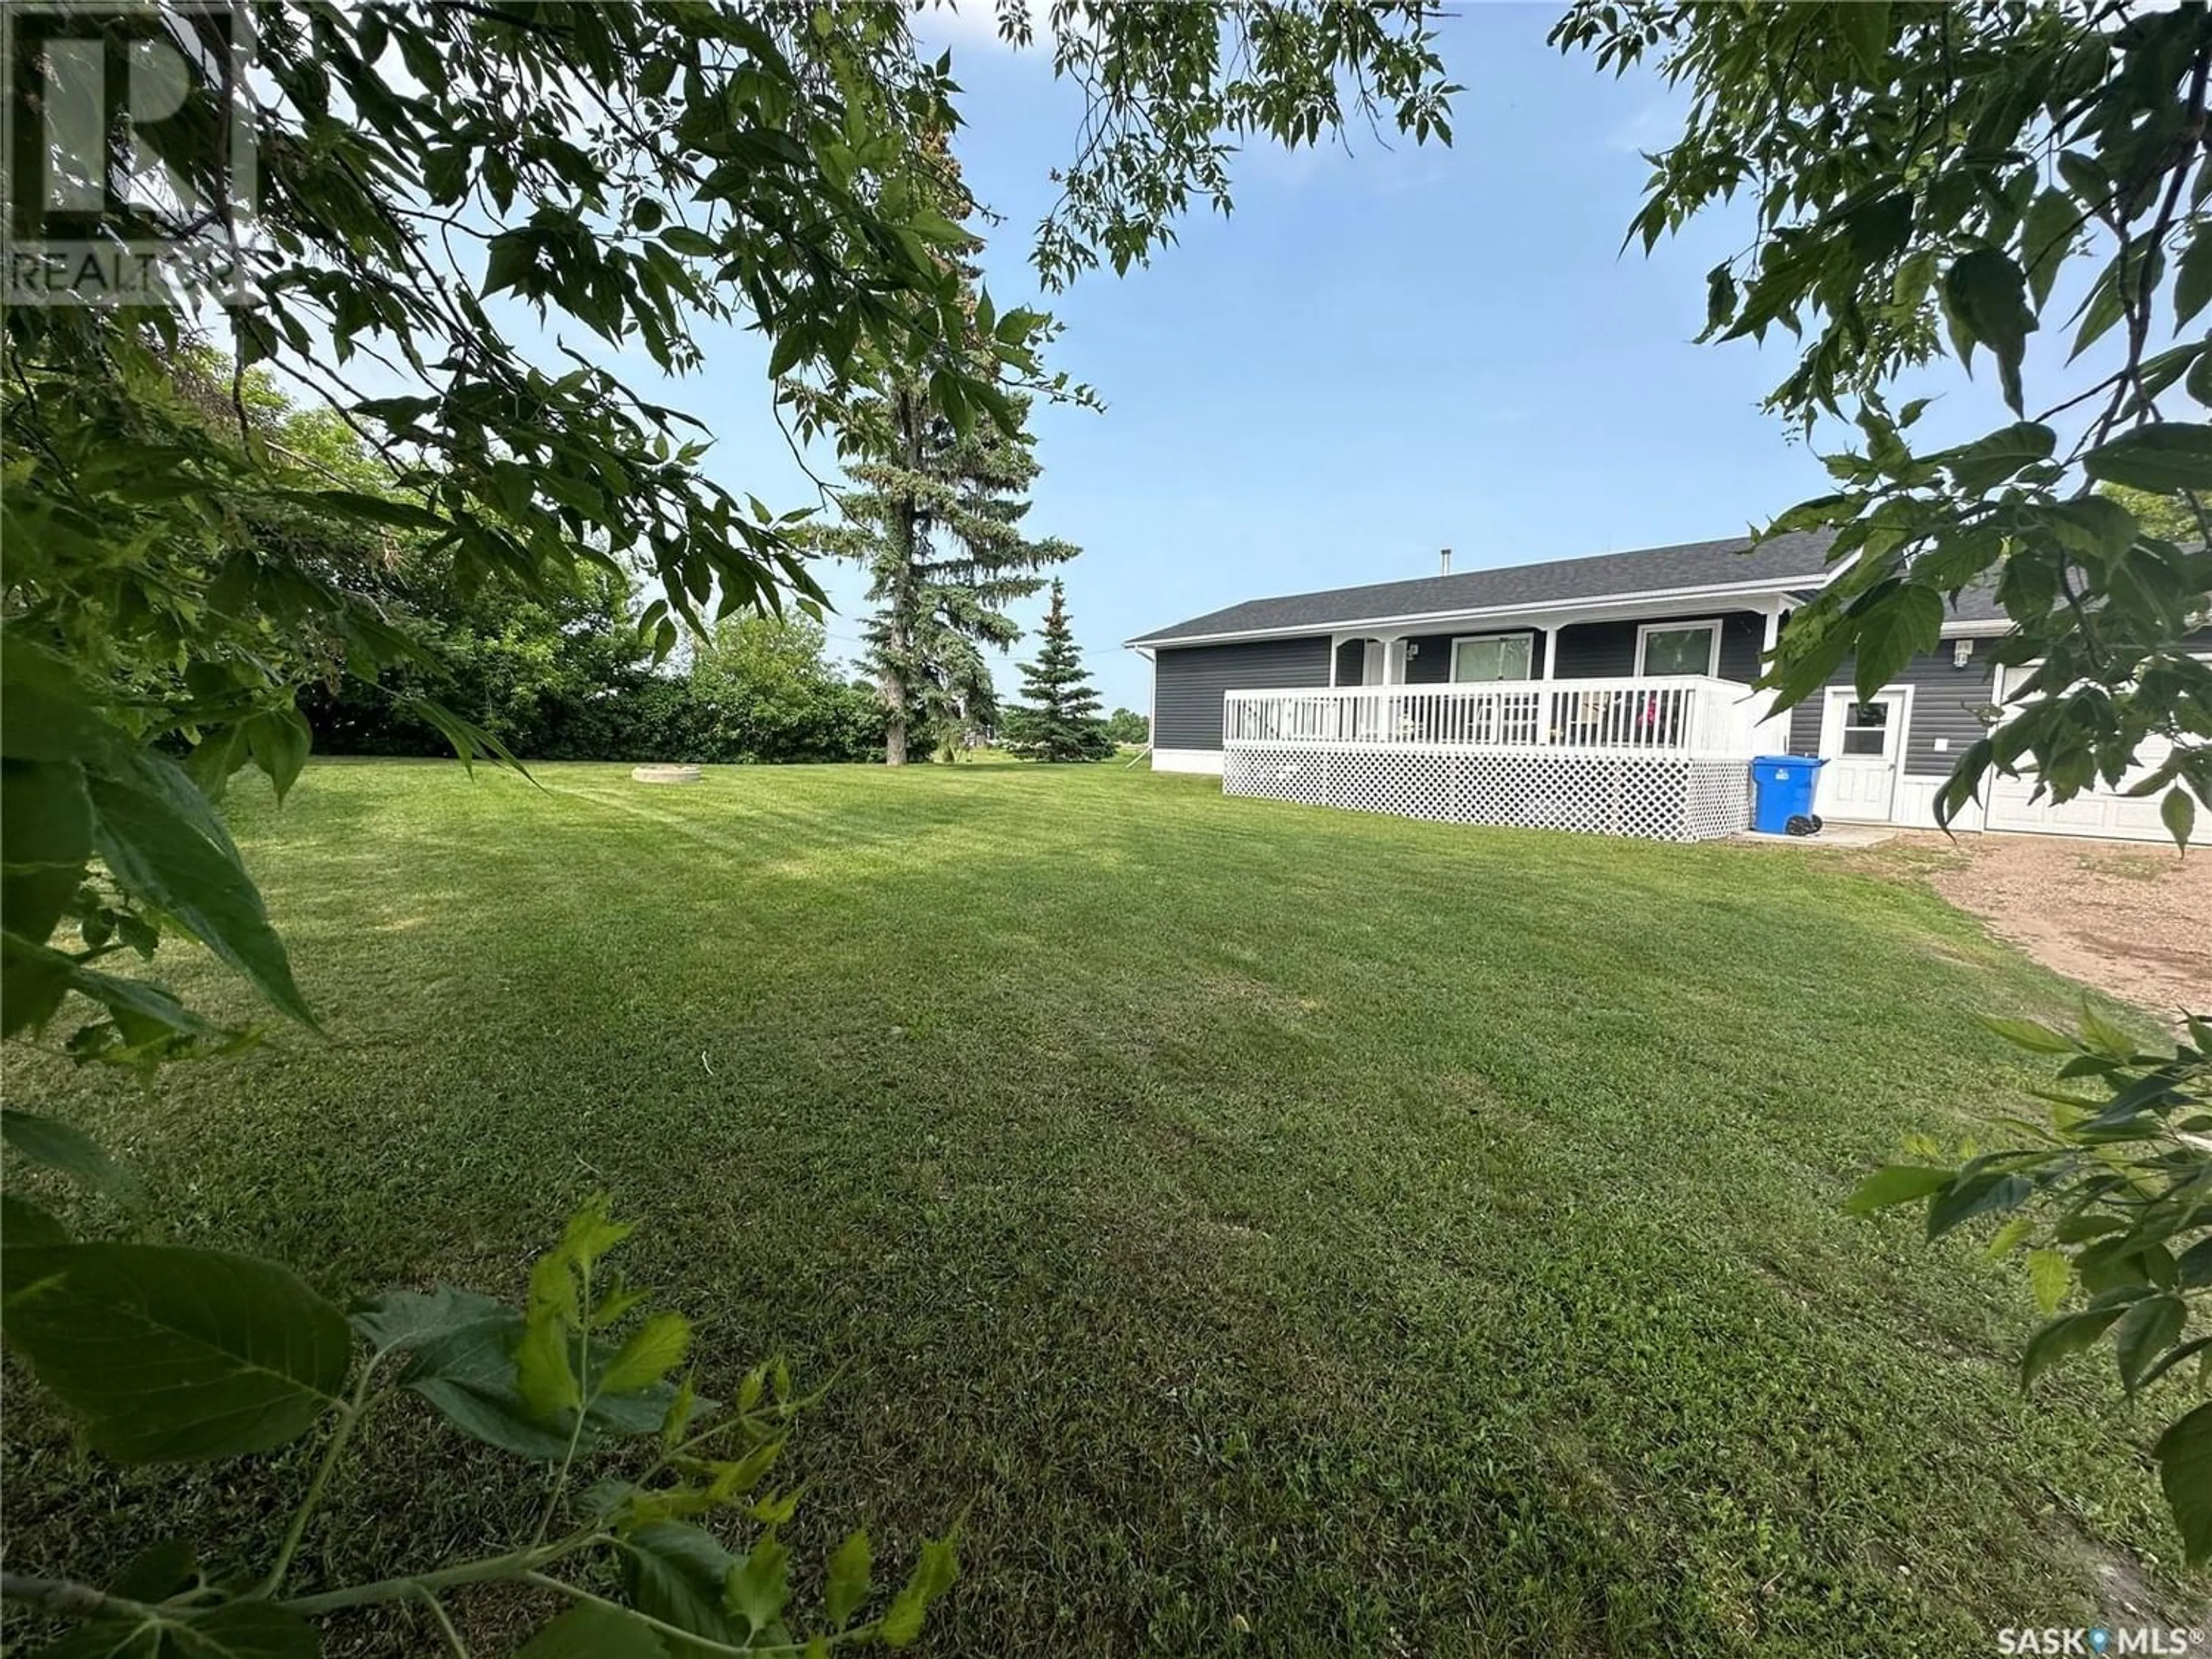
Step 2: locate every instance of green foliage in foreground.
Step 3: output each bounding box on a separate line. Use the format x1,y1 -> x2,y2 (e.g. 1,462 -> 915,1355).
1850,1013 -> 2212,1565
1559,1 -> 2211,839
0,1178 -> 956,1657
7,763 -> 2205,1654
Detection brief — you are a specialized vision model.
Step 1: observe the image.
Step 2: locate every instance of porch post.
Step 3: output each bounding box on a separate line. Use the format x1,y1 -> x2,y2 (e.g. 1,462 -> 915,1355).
1757,601 -> 1789,749
1540,627 -> 1558,680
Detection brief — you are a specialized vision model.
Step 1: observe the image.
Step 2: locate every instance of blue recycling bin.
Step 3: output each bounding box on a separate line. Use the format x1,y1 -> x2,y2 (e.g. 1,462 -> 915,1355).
1751,755 -> 1827,834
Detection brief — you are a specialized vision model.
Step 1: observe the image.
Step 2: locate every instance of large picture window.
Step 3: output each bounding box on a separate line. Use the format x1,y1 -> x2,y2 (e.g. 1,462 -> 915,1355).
1636,620 -> 1720,677
1450,632 -> 1533,682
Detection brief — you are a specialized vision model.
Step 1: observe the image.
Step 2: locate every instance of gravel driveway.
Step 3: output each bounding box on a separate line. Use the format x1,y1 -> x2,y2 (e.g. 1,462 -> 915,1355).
1863,831 -> 2209,1017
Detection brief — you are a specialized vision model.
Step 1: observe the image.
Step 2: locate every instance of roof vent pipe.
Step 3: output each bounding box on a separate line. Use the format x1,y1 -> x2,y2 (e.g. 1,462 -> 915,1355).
1440,547 -> 1452,577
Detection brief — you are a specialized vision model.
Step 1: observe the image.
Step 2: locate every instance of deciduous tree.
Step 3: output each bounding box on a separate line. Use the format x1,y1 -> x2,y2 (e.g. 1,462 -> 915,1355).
1555,0 -> 2212,1559
2,5 -> 1463,1646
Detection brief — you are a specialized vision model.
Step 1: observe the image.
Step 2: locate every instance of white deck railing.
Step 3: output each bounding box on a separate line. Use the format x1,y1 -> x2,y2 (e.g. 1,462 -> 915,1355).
1222,676 -> 1767,759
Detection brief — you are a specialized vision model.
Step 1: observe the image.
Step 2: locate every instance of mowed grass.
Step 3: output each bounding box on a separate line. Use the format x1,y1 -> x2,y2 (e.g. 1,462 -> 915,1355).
7,760 -> 2205,1654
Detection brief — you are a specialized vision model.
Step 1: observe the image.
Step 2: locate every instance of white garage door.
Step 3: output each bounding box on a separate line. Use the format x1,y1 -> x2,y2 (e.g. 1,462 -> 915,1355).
1983,664 -> 2192,842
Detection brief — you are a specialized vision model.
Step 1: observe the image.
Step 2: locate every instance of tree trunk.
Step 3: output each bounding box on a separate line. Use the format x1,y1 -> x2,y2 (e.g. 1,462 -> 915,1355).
885,714 -> 907,767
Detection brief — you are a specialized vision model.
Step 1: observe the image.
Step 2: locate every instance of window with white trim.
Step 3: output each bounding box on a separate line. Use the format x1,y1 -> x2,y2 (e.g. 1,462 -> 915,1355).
1841,699 -> 1893,756
1637,620 -> 1720,677
1450,632 -> 1533,682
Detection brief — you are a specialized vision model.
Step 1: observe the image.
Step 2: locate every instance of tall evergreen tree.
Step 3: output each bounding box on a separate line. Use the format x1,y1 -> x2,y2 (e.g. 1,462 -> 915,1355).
1005,581 -> 1113,762
815,376 -> 1074,764
794,145 -> 1079,766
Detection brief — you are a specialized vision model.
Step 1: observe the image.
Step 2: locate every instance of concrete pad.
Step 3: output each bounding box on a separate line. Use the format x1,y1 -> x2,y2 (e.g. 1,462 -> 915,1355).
1732,824 -> 1897,849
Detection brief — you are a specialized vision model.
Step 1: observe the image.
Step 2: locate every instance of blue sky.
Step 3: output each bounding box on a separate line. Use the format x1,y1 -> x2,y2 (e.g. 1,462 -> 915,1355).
627,4 -> 2024,714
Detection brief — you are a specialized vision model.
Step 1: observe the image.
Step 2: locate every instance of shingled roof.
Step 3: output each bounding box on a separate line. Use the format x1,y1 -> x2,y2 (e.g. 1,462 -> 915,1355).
1128,531 -> 1842,646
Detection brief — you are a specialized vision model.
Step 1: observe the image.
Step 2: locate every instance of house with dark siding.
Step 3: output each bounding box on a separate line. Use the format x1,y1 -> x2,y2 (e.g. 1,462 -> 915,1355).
1127,533 -> 2186,843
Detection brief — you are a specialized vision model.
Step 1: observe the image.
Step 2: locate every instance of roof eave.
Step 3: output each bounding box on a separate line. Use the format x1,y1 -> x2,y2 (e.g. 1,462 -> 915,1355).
1124,571 -> 1829,651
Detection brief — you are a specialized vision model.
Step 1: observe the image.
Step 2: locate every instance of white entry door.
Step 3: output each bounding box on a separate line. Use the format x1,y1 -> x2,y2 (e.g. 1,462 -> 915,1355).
1816,688 -> 1909,821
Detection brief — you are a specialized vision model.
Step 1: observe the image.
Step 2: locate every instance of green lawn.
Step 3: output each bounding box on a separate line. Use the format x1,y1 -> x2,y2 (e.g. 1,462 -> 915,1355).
7,760 -> 2202,1654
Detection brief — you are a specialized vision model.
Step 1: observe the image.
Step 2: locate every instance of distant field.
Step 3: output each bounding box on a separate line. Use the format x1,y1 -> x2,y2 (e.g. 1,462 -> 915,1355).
7,759 -> 2201,1655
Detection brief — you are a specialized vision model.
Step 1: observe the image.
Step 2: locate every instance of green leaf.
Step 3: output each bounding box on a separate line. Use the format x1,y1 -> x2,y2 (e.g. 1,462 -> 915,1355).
2021,185 -> 2075,310
517,1301 -> 581,1422
2162,786 -> 2198,849
1984,1214 -> 2033,1259
2022,1304 -> 2128,1385
622,1523 -> 744,1659
2,1193 -> 70,1245
824,1529 -> 870,1630
161,1601 -> 321,1657
599,1311 -> 691,1397
483,231 -> 535,297
2,927 -> 73,1037
84,764 -> 313,1027
2155,1399 -> 2212,1565
2084,423 -> 2212,494
516,1605 -> 669,1658
1,757 -> 92,946
2077,1001 -> 2137,1060
1976,1014 -> 2079,1054
1844,1164 -> 1955,1214
1833,0 -> 1889,76
1944,248 -> 2037,413
109,1536 -> 198,1601
2137,1334 -> 2212,1395
274,490 -> 449,535
877,1533 -> 957,1649
0,1243 -> 350,1461
0,642 -> 132,765
1850,583 -> 1944,699
2177,229 -> 2212,328
396,1305 -> 694,1459
400,1307 -> 570,1458
2115,1294 -> 2188,1395
240,709 -> 312,804
722,1534 -> 791,1636
0,1109 -> 139,1202
2027,1248 -> 2071,1314
1926,1169 -> 2032,1239
2035,497 -> 2137,561
350,1285 -> 510,1357
1938,422 -> 2055,493
48,952 -> 214,1041
658,226 -> 719,259
2179,1235 -> 2212,1289
1699,263 -> 1737,338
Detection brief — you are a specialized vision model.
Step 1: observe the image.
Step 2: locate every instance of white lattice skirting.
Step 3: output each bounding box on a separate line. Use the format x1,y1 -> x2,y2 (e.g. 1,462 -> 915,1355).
1221,745 -> 1752,842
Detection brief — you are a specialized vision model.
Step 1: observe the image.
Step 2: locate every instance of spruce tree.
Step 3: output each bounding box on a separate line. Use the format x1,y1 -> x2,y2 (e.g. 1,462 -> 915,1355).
793,145 -> 1078,766
1005,581 -> 1113,762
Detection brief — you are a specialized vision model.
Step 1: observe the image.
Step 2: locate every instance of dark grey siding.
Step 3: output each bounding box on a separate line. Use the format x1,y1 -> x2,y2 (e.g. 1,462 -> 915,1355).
1154,636 -> 1333,749
1404,632 -> 1456,684
1783,649 -> 1997,774
1785,624 -> 2212,772
1552,610 -> 1767,680
1334,637 -> 1366,685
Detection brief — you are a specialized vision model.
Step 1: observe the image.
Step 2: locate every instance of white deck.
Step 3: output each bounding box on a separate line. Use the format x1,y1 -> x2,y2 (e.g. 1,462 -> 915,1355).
1219,676 -> 1773,842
